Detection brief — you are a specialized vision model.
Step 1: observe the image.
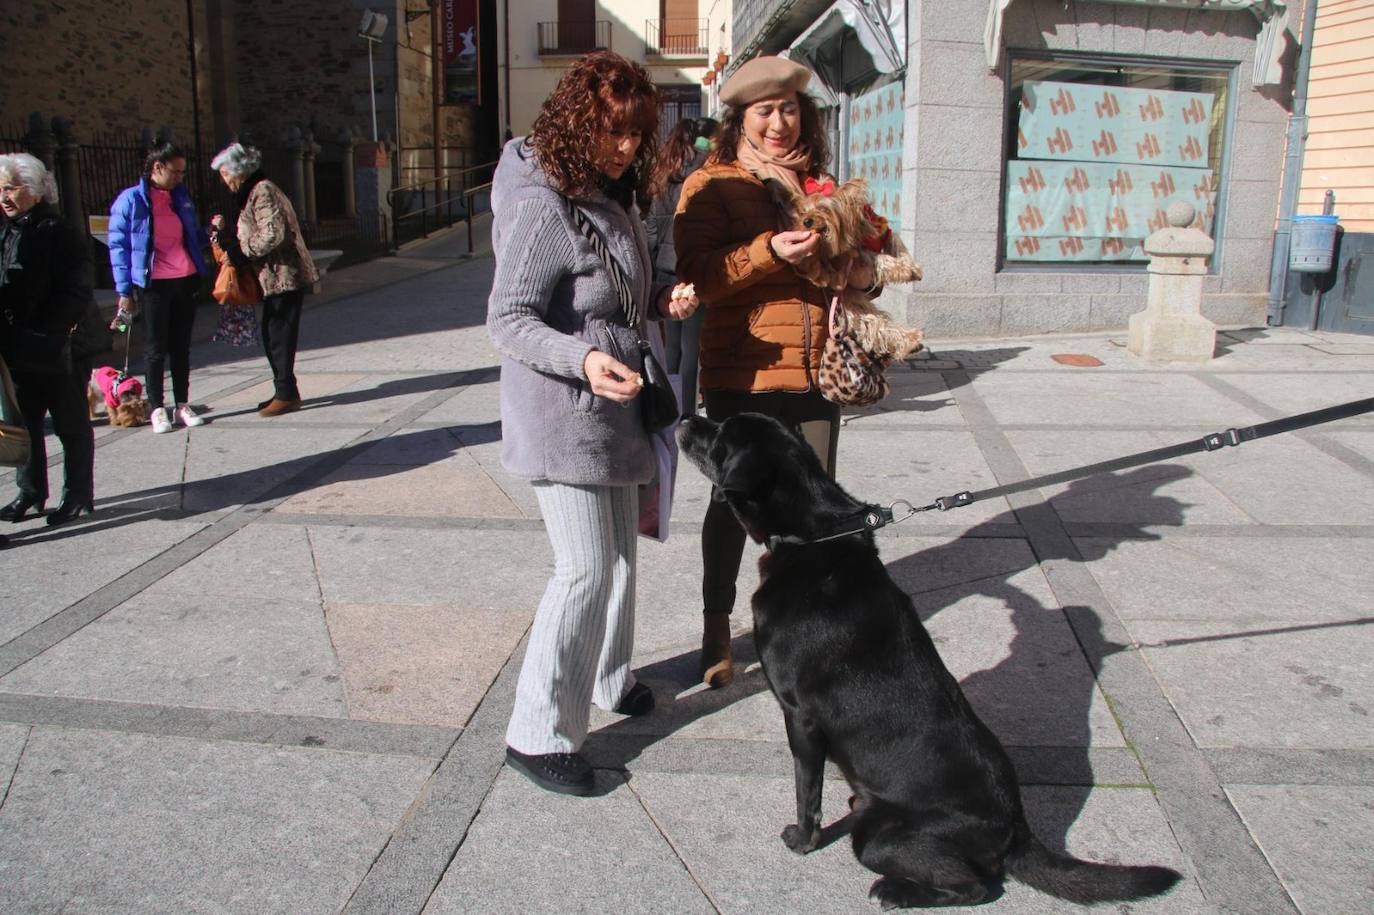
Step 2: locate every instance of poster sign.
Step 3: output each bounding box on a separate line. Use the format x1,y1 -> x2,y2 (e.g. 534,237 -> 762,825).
443,0 -> 479,104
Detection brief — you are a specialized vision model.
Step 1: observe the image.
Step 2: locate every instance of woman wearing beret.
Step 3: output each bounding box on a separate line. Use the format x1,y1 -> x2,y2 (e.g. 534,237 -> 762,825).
673,55 -> 879,688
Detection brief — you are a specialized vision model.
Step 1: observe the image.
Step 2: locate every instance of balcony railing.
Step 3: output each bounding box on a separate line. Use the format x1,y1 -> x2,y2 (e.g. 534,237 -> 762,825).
537,20 -> 610,55
645,18 -> 708,56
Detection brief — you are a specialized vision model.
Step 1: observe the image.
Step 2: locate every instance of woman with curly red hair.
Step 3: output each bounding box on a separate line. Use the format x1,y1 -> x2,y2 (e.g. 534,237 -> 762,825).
487,51 -> 699,796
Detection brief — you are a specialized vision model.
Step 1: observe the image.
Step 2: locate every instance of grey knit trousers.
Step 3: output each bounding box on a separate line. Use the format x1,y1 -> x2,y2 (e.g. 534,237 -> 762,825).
505,481 -> 640,755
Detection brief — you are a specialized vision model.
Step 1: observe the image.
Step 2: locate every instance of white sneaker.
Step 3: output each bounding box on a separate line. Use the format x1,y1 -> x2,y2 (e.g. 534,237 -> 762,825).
150,407 -> 173,434
175,403 -> 205,427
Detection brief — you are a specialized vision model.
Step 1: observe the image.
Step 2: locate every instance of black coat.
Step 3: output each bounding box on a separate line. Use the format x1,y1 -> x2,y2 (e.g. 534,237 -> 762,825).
0,202 -> 93,358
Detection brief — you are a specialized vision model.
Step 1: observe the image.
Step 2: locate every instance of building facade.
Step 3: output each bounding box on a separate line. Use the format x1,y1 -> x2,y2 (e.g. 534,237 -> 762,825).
497,0 -> 714,139
728,0 -> 1307,338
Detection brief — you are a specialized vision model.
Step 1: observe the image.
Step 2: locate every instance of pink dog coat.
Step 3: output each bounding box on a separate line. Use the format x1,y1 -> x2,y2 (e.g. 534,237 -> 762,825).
93,366 -> 143,410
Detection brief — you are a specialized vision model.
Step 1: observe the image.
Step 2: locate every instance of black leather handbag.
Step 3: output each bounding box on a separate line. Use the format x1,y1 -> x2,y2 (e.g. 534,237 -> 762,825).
565,198 -> 679,433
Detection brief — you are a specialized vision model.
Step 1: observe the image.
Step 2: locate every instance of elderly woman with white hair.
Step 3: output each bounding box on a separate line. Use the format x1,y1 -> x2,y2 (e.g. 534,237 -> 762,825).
209,143 -> 317,416
0,153 -> 96,526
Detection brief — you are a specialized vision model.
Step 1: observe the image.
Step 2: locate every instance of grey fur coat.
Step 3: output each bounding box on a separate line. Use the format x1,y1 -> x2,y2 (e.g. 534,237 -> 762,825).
486,137 -> 657,486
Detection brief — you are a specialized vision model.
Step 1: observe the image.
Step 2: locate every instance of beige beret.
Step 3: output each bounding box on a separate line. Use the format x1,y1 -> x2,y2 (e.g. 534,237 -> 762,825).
720,56 -> 811,108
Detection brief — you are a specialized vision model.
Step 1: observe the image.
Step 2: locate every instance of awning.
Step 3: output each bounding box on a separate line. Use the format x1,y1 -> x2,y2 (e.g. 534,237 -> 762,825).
984,0 -> 1290,88
786,0 -> 907,97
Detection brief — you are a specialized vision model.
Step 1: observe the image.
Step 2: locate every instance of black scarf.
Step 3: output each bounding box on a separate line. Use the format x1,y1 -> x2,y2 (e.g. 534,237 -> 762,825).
216,171 -> 267,269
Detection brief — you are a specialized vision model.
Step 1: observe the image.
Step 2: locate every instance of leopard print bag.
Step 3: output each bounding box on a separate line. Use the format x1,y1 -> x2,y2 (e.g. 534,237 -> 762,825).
817,298 -> 891,407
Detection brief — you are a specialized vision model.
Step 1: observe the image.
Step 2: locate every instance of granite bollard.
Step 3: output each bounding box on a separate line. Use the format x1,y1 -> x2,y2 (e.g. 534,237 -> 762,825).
1128,200 -> 1217,363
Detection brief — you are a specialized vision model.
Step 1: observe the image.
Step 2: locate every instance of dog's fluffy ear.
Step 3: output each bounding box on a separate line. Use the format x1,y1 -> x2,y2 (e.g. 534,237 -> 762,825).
836,178 -> 869,208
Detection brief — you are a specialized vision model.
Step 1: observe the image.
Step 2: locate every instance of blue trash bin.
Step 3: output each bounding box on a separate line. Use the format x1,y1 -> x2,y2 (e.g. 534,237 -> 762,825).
1289,214 -> 1339,273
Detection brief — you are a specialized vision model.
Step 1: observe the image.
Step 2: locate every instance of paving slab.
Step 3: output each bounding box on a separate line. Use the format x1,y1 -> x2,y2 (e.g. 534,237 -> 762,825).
0,593 -> 346,718
424,768 -> 714,914
0,727 -> 435,915
0,519 -> 207,645
1080,536 -> 1373,623
306,525 -> 555,610
0,722 -> 27,792
627,772 -> 1202,914
276,451 -> 524,519
1133,618 -> 1374,750
1226,785 -> 1374,915
179,423 -> 366,514
325,601 -> 532,727
970,370 -> 1270,428
137,523 -> 323,602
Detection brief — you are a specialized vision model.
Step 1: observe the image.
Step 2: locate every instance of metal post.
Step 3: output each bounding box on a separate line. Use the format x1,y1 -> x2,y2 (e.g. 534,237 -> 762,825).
367,39 -> 379,142
1267,0 -> 1321,327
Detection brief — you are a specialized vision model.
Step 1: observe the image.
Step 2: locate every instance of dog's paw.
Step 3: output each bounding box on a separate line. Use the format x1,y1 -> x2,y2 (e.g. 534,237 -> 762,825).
780,823 -> 820,855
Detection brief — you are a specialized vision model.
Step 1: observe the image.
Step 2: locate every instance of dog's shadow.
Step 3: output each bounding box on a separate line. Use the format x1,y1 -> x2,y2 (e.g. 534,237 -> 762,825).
887,464 -> 1191,858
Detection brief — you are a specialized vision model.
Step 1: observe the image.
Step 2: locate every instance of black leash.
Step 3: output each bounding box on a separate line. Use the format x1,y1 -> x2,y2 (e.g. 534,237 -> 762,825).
771,397 -> 1374,549
916,396 -> 1374,514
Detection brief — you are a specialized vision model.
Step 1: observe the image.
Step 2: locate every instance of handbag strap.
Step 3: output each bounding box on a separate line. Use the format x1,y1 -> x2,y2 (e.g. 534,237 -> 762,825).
564,197 -> 641,329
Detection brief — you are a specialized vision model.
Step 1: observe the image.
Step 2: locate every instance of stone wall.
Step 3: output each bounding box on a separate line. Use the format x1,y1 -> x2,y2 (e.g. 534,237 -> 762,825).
890,0 -> 1305,339
0,1 -> 213,149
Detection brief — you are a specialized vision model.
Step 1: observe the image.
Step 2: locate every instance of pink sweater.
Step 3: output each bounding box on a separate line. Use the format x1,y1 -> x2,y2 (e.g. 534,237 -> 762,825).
150,187 -> 196,279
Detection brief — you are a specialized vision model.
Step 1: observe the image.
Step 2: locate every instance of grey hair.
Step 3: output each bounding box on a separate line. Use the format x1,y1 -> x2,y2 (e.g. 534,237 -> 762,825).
210,143 -> 263,178
0,152 -> 60,203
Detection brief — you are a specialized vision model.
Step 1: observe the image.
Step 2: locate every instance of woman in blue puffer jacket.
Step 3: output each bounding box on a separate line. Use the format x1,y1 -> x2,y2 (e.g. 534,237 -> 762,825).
108,142 -> 211,433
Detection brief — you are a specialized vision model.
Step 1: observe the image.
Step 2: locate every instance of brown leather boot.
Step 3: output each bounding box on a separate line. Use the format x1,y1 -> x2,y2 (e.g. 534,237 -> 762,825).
700,613 -> 734,689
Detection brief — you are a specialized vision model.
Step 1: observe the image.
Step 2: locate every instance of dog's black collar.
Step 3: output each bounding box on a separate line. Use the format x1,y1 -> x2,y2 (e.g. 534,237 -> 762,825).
765,506 -> 894,552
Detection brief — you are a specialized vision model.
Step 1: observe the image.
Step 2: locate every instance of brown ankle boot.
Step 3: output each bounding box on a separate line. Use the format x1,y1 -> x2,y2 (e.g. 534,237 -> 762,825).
701,613 -> 734,689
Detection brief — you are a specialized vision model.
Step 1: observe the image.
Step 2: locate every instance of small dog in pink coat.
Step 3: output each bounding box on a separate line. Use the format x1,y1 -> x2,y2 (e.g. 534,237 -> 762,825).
87,366 -> 149,427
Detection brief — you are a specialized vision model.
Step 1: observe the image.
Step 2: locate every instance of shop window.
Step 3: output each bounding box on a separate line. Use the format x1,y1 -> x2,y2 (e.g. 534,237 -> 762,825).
1001,53 -> 1232,268
847,81 -> 905,234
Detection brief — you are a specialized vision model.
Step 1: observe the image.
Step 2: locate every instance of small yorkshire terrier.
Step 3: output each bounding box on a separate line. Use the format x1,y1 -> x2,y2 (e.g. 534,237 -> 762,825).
772,177 -> 925,361
88,366 -> 149,427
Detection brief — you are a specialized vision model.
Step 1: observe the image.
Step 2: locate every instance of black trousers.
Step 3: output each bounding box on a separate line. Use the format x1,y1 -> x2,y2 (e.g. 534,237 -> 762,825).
139,274 -> 200,408
700,387 -> 840,616
12,359 -> 94,504
261,289 -> 304,400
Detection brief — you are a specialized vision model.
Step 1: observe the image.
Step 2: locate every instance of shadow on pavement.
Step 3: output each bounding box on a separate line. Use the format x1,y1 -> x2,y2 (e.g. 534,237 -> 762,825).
886,465 -> 1190,858
6,421 -> 503,547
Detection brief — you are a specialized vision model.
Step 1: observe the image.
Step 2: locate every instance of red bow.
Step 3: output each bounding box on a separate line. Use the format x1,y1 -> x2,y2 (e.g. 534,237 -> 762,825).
803,177 -> 835,197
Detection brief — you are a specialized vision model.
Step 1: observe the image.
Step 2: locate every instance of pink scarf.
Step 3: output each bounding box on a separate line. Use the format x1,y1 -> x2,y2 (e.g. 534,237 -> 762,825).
734,137 -> 812,194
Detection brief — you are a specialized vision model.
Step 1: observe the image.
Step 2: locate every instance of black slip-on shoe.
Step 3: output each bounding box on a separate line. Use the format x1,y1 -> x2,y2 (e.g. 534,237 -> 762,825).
612,682 -> 655,716
504,747 -> 594,796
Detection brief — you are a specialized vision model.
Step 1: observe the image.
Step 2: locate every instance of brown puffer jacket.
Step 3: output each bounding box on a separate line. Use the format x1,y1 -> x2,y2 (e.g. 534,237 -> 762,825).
673,161 -> 828,393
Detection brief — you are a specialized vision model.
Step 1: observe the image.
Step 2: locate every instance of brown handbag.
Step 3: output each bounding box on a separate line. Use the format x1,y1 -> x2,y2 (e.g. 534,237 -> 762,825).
0,357 -> 31,467
210,242 -> 263,306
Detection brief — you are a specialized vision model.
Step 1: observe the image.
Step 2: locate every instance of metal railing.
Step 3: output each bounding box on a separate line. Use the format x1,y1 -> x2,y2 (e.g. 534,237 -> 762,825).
645,18 -> 708,56
465,181 -> 494,254
537,20 -> 610,55
385,160 -> 497,252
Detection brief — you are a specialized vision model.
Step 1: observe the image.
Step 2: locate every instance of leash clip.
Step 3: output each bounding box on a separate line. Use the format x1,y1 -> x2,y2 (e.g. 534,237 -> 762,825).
934,491 -> 973,511
1202,428 -> 1242,451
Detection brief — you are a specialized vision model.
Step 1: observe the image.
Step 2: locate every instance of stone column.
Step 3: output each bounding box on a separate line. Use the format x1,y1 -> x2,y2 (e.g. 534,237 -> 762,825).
283,127 -> 308,222
301,129 -> 320,230
354,140 -> 393,245
50,116 -> 86,230
1127,201 -> 1217,362
338,129 -> 358,219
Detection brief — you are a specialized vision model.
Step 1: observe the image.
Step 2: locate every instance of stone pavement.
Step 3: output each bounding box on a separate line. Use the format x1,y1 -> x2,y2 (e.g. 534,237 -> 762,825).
1,224 -> 1371,914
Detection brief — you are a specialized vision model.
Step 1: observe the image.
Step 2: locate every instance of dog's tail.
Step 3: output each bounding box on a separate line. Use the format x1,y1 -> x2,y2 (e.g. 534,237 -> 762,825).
1003,821 -> 1181,904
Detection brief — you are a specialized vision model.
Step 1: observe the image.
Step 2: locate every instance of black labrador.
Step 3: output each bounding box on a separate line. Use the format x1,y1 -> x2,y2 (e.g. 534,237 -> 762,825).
678,413 -> 1181,908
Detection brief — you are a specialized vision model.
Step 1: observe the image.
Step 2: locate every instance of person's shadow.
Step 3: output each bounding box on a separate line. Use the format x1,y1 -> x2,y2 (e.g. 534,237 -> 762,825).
4,420 -> 503,546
